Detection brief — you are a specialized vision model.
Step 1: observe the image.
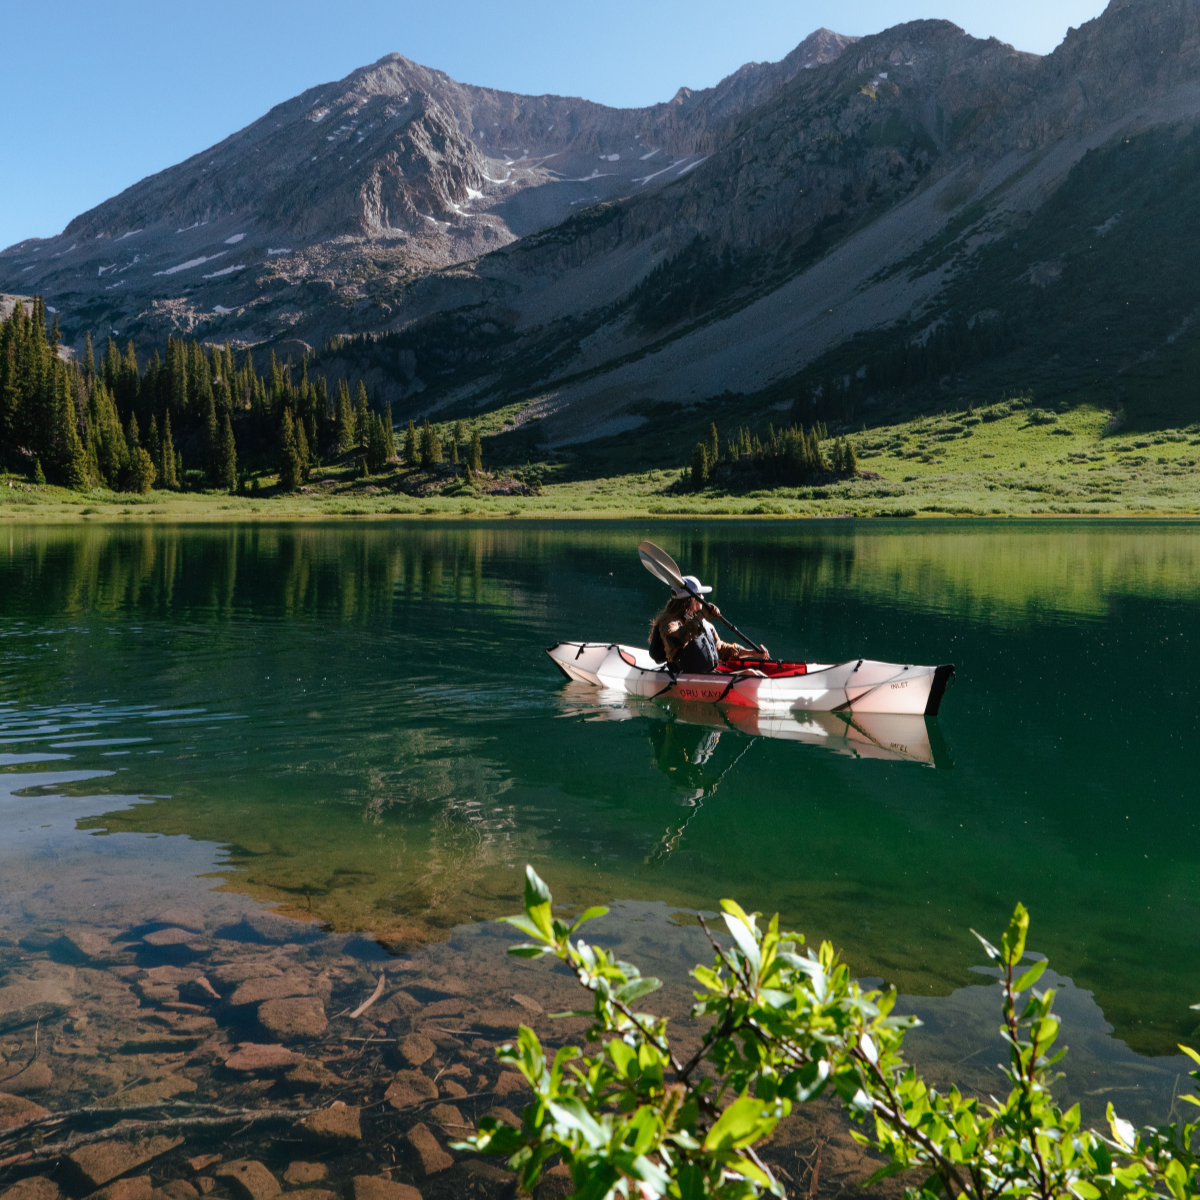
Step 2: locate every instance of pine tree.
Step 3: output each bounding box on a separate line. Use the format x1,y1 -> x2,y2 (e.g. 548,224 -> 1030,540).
707,422 -> 720,467
353,381 -> 369,447
204,392 -> 219,486
55,365 -> 89,490
450,438 -> 459,466
467,430 -> 482,476
295,415 -> 311,481
404,419 -> 418,465
691,443 -> 709,491
336,380 -> 354,450
83,332 -> 95,385
104,337 -> 121,393
32,457 -> 46,485
88,379 -> 127,486
160,411 -> 178,489
419,420 -> 443,467
366,413 -> 390,473
383,403 -> 395,460
453,420 -> 465,462
278,409 -> 301,491
216,413 -> 237,491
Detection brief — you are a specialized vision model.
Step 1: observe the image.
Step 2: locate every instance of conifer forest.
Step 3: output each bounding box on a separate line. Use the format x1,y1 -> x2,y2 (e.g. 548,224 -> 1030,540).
0,297 -> 402,495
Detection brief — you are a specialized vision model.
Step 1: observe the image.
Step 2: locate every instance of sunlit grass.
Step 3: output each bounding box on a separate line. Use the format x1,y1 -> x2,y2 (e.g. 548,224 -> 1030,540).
4,400 -> 1200,519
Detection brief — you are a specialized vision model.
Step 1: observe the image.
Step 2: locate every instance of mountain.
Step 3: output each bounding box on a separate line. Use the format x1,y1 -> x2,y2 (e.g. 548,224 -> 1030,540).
0,28 -> 854,345
5,0 -> 1200,455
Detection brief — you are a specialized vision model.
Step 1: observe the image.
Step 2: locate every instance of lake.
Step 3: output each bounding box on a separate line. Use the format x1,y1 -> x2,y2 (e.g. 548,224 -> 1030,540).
1,519 -> 1197,1190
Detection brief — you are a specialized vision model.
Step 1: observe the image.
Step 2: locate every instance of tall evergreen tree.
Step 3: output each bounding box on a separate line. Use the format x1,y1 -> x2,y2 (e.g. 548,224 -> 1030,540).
103,337 -> 121,393
203,393 -> 219,485
278,409 -> 301,491
83,332 -> 95,385
468,430 -> 483,476
335,380 -> 354,450
294,416 -> 311,481
353,381 -> 369,447
366,413 -> 390,473
160,411 -> 178,490
692,443 -> 709,491
707,422 -> 720,467
404,419 -> 418,466
216,413 -> 237,491
382,403 -> 395,460
55,365 -> 89,490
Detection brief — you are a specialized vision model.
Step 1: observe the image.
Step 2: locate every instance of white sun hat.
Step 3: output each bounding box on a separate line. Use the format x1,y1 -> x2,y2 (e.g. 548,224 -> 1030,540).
671,574 -> 713,599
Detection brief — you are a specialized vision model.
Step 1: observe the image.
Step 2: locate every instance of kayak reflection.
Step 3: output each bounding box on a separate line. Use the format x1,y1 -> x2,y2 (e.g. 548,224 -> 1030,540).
556,682 -> 951,768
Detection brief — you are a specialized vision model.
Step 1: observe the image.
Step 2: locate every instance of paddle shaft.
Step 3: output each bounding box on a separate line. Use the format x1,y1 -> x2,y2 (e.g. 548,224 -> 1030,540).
701,603 -> 766,657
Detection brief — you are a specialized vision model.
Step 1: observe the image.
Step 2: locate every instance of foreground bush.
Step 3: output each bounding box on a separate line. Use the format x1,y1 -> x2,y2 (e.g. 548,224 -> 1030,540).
458,868 -> 1200,1200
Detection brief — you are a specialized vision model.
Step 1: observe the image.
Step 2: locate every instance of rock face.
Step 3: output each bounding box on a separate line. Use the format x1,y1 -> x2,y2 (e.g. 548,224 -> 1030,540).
0,29 -> 853,352
5,0 -> 1200,442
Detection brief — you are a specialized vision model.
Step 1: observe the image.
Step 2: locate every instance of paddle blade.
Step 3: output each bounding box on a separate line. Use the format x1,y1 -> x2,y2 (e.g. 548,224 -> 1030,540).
638,541 -> 685,590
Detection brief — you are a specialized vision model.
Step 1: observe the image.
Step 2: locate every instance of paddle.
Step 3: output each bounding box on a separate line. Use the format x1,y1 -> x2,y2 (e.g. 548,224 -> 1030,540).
637,540 -> 767,656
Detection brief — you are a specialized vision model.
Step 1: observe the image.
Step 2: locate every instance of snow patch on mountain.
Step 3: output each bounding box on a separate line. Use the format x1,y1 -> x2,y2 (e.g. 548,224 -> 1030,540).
154,253 -> 225,276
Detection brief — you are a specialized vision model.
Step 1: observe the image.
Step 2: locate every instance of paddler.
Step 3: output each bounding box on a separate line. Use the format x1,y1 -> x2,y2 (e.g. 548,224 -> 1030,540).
648,574 -> 768,673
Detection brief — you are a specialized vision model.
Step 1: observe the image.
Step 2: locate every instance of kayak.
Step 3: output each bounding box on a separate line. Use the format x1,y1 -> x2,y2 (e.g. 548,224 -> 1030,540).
546,642 -> 955,716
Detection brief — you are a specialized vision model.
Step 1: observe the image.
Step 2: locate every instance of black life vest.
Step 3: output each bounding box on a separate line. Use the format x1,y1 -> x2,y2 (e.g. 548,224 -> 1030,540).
675,621 -> 720,674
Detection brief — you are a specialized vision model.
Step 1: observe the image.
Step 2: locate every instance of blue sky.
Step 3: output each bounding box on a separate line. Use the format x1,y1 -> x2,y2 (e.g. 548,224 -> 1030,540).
1,0 -> 1107,252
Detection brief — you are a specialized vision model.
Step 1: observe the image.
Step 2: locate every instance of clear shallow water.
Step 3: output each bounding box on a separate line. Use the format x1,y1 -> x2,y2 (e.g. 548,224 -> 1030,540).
1,520 -> 1199,1127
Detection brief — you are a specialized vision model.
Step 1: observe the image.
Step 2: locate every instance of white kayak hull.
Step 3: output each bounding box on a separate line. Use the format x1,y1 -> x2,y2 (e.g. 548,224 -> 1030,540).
546,642 -> 954,716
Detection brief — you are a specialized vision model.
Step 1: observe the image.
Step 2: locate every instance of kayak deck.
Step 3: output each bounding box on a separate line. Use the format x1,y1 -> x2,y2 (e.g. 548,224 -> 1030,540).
546,641 -> 954,716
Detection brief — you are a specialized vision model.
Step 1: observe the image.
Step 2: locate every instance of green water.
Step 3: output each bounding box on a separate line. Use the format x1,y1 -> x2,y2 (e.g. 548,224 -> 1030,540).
2,519 -> 1199,1072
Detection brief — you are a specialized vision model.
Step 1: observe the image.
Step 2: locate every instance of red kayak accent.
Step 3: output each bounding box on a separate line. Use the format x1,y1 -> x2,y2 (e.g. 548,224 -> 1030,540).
715,660 -> 807,677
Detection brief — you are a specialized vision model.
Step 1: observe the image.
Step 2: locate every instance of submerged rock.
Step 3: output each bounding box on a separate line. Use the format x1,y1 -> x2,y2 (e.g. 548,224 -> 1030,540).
397,1032 -> 435,1068
350,1179 -> 422,1200
0,1179 -> 60,1200
300,1102 -> 362,1145
67,1137 -> 184,1190
257,997 -> 326,1039
214,1161 -> 281,1200
402,1123 -> 452,1177
0,1092 -> 49,1131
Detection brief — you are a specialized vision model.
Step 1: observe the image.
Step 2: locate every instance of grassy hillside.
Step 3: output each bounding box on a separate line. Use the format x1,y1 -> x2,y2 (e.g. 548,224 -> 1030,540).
6,397 -> 1199,519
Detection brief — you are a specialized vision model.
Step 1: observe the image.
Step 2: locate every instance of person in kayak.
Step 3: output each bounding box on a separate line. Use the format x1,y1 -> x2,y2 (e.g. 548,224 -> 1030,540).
649,575 -> 768,673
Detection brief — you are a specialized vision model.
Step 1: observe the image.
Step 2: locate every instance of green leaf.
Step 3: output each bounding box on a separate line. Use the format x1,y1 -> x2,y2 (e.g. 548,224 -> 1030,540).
571,906 -> 609,931
1067,1182 -> 1101,1200
617,976 -> 663,1004
722,912 -> 762,976
704,1096 -> 778,1151
1000,903 -> 1029,966
1164,1158 -> 1189,1200
501,914 -> 549,940
608,1038 -> 637,1077
525,865 -> 552,907
1013,958 -> 1048,993
1179,1043 -> 1200,1069
675,1164 -> 707,1200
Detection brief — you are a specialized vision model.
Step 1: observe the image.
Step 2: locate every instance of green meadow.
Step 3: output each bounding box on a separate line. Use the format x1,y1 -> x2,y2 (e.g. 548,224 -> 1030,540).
4,397 -> 1199,519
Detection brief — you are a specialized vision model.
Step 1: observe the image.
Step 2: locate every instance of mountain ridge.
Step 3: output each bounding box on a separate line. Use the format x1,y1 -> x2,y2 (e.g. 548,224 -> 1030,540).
6,0 -> 1200,453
